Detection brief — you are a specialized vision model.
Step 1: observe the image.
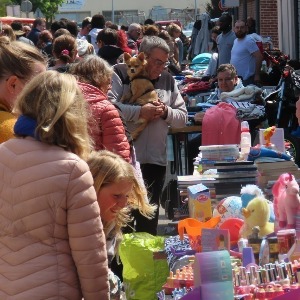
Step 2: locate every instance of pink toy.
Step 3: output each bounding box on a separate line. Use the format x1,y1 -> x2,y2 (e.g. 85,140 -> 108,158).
272,173 -> 300,229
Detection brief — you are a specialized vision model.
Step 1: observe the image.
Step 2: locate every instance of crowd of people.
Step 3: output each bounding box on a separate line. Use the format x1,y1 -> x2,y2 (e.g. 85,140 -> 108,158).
0,13 -> 271,299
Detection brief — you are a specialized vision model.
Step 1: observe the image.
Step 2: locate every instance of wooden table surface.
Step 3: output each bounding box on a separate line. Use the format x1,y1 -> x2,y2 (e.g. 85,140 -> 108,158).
168,125 -> 202,134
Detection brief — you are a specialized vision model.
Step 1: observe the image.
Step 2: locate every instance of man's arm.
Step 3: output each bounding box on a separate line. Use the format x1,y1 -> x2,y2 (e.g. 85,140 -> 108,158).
163,82 -> 187,128
108,71 -> 141,122
253,50 -> 263,83
108,68 -> 164,122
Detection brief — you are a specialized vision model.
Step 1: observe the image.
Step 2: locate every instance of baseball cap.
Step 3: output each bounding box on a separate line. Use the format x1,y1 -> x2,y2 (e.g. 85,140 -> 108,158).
10,21 -> 25,36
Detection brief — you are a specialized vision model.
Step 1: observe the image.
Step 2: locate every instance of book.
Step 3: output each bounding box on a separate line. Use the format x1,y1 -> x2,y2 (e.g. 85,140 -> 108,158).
214,161 -> 254,167
217,167 -> 257,172
201,228 -> 230,252
194,251 -> 234,300
215,171 -> 258,179
255,160 -> 295,170
260,167 -> 298,176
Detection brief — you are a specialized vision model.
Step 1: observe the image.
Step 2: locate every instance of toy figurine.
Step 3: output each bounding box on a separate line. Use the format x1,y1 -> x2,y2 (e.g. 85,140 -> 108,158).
263,126 -> 276,147
240,197 -> 274,238
272,173 -> 300,229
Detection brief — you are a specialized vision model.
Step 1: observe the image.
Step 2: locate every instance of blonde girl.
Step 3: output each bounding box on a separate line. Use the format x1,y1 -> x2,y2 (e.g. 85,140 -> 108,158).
87,150 -> 156,240
0,71 -> 109,299
87,150 -> 156,299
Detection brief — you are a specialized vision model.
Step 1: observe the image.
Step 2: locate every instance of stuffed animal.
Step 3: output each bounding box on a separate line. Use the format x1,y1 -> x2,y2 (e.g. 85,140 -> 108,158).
272,173 -> 300,230
241,184 -> 275,222
240,184 -> 264,208
240,196 -> 274,238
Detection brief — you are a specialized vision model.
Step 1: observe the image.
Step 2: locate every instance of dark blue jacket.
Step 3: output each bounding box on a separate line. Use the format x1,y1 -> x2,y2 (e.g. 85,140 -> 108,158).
27,28 -> 41,46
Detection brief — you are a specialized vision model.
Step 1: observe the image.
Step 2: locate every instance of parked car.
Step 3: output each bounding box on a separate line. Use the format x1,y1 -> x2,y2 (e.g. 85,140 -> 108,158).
155,20 -> 183,30
182,29 -> 192,37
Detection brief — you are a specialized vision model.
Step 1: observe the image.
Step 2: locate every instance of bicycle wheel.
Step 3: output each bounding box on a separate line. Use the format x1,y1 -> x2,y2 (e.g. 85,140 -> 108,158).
284,129 -> 300,167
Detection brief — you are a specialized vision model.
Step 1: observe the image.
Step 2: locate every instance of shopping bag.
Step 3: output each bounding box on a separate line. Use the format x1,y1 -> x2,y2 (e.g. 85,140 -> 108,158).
119,232 -> 169,300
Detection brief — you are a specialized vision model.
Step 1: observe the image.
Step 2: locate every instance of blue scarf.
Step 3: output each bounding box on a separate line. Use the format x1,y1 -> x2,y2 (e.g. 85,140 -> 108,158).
14,115 -> 39,140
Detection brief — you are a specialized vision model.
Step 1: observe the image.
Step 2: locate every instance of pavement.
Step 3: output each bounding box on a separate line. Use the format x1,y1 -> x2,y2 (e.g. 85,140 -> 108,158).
157,205 -> 171,236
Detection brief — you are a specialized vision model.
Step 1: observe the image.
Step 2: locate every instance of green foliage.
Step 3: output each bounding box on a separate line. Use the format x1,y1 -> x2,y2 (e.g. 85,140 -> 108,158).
206,0 -> 223,19
0,0 -> 14,16
34,0 -> 64,19
9,0 -> 64,19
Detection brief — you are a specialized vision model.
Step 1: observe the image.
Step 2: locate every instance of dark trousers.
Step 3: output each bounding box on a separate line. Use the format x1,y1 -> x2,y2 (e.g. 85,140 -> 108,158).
133,163 -> 166,235
242,75 -> 255,86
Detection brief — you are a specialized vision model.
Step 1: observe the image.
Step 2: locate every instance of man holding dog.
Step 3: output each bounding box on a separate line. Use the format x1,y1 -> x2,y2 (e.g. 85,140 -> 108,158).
109,36 -> 187,235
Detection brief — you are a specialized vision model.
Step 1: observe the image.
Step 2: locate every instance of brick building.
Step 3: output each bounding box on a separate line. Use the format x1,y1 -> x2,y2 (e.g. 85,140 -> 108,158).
237,0 -> 299,59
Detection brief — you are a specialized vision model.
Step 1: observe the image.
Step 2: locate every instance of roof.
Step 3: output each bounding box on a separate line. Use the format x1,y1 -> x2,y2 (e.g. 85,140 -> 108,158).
0,17 -> 35,25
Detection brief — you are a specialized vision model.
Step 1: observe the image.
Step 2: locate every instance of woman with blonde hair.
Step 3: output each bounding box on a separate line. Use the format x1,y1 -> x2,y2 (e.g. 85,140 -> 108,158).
0,71 -> 109,299
69,55 -> 131,162
0,40 -> 47,143
87,150 -> 156,299
88,150 -> 155,236
0,24 -> 16,41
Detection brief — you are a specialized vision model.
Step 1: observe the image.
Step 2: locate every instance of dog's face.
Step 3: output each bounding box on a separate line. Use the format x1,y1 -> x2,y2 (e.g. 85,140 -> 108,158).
124,52 -> 147,79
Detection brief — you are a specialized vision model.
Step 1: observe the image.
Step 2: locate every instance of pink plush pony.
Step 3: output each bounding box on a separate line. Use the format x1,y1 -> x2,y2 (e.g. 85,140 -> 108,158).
272,173 -> 300,229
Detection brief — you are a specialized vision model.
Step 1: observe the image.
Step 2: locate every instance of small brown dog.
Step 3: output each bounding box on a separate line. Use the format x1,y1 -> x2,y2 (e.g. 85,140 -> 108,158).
122,52 -> 158,139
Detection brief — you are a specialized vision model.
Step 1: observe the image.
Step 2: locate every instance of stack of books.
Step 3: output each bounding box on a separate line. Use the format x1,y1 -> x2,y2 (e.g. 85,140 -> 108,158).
178,161 -> 258,200
212,161 -> 258,199
255,160 -> 300,188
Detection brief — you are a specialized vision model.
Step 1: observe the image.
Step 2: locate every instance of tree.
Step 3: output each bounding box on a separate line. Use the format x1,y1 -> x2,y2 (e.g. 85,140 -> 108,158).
206,0 -> 224,19
34,0 -> 64,21
13,0 -> 64,21
0,0 -> 15,16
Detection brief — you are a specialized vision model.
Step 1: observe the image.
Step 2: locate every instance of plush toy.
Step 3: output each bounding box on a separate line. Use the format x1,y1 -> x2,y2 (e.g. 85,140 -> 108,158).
240,196 -> 274,238
272,173 -> 300,230
240,184 -> 264,208
241,184 -> 275,222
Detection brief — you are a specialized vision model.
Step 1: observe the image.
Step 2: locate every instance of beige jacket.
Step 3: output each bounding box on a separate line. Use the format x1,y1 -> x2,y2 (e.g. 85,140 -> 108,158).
0,137 -> 109,299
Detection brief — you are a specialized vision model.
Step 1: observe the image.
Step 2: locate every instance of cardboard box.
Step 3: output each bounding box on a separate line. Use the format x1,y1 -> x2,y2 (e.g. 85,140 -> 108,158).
187,183 -> 212,221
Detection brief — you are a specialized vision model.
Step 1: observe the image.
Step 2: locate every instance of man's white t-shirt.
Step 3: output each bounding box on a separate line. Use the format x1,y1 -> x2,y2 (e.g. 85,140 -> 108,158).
230,35 -> 259,81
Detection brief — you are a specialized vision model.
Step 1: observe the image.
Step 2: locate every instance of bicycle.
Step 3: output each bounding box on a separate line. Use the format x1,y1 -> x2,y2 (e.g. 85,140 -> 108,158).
263,51 -> 300,165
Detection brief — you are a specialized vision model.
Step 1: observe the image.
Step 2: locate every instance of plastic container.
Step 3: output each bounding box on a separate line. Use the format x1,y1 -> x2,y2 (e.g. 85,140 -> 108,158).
178,217 -> 221,252
240,121 -> 251,159
277,229 -> 296,254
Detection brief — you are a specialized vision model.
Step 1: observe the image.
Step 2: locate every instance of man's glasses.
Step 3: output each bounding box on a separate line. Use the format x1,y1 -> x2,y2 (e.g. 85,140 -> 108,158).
148,57 -> 170,68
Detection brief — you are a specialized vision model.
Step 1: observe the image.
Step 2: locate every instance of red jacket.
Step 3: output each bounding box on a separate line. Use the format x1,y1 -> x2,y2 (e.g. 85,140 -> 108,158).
78,82 -> 131,162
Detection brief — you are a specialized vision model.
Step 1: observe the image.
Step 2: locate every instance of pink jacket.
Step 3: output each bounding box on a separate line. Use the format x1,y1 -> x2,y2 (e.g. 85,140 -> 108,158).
0,137 -> 109,300
79,82 -> 131,162
202,102 -> 241,145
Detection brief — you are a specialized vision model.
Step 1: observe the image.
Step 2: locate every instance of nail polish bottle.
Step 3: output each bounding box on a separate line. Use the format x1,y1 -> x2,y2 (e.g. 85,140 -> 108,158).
296,267 -> 300,283
255,286 -> 266,300
265,284 -> 275,299
167,271 -> 174,288
274,284 -> 284,297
